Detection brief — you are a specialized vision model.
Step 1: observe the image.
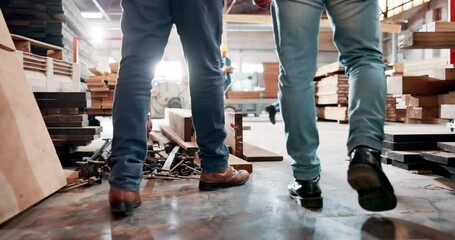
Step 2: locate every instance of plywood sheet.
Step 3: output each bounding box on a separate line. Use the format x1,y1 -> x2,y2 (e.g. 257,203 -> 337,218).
0,49 -> 66,224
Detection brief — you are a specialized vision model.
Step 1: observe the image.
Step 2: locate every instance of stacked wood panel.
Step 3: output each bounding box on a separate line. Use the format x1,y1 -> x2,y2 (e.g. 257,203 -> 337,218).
33,92 -> 102,164
262,62 -> 279,98
85,64 -> 118,116
0,0 -> 97,78
381,132 -> 455,179
314,62 -> 348,121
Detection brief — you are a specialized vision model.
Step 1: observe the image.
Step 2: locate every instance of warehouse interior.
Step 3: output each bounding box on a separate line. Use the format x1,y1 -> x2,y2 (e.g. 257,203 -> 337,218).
1,0 -> 455,239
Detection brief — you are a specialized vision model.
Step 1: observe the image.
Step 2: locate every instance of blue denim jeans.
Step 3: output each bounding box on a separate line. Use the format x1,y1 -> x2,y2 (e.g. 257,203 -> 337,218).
108,0 -> 229,191
272,0 -> 386,180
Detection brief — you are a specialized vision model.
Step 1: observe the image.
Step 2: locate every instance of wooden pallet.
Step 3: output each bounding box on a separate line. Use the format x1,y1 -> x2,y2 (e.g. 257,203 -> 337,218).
11,33 -> 63,60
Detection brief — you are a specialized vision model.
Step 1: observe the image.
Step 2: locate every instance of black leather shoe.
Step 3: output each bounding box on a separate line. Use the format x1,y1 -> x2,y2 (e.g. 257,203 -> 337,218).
347,146 -> 397,212
265,105 -> 277,125
288,176 -> 323,208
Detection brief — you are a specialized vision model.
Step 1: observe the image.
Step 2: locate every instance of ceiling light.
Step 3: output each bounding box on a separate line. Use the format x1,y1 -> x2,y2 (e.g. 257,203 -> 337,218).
81,12 -> 103,19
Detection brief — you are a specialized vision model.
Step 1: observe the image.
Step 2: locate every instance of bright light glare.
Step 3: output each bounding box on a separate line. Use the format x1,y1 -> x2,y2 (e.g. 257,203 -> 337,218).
154,61 -> 182,81
89,26 -> 104,44
81,12 -> 103,19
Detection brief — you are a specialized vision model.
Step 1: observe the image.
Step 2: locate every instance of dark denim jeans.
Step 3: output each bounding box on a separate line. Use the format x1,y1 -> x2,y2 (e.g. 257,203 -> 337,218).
272,0 -> 386,180
108,0 -> 229,191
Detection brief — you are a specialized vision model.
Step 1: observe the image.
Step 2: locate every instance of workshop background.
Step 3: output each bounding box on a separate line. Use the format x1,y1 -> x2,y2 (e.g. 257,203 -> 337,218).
1,0 -> 455,239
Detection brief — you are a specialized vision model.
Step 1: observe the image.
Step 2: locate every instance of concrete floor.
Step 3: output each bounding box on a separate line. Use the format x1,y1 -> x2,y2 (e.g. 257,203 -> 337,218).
1,116 -> 455,239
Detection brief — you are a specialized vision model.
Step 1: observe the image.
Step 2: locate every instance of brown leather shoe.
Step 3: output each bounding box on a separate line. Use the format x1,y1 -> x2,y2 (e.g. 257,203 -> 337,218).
199,167 -> 249,191
109,189 -> 142,216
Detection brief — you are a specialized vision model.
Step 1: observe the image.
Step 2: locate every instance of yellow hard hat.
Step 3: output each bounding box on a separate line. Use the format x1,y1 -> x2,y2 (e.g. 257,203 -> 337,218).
220,43 -> 229,52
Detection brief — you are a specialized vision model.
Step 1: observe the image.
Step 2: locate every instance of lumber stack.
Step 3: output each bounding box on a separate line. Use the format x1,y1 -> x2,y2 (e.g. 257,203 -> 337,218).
381,132 -> 455,178
314,62 -> 349,121
33,92 -> 102,163
262,62 -> 279,98
0,0 -> 96,78
227,90 -> 262,99
85,63 -> 118,116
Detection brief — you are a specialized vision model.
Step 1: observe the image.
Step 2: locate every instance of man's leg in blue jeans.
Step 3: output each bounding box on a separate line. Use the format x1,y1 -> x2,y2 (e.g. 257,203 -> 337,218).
272,0 -> 324,208
108,0 -> 172,215
272,0 -> 323,181
327,0 -> 397,211
170,0 -> 249,191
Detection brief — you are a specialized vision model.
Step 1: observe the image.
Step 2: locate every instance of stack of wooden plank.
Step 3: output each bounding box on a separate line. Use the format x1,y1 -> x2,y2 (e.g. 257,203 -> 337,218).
85,63 -> 118,116
33,92 -> 102,163
386,95 -> 406,122
1,0 -> 97,78
381,132 -> 455,179
399,21 -> 455,49
227,90 -> 261,99
262,62 -> 279,98
314,62 -> 348,121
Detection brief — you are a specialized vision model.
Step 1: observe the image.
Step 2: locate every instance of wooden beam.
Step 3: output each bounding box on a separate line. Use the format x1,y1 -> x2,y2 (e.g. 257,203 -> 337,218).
399,32 -> 455,49
228,154 -> 253,173
167,108 -> 193,142
159,125 -> 199,153
225,113 -> 243,158
421,151 -> 455,166
242,143 -> 283,162
384,133 -> 455,142
387,76 -> 455,95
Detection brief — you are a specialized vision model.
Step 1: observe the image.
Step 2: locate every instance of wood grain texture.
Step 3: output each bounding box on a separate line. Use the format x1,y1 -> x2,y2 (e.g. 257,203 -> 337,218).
159,125 -> 198,153
0,49 -> 66,224
168,109 -> 193,142
228,154 -> 253,174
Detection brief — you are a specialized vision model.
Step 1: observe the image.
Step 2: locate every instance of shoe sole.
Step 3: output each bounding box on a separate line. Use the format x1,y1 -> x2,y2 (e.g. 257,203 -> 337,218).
110,202 -> 141,217
199,177 -> 249,191
348,164 -> 397,212
289,194 -> 323,209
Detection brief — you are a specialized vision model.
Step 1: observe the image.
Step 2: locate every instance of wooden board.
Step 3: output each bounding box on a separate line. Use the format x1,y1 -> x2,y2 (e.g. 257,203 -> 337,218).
437,142 -> 455,153
242,143 -> 283,162
33,92 -> 90,101
159,125 -> 199,153
11,34 -> 63,60
0,46 -> 66,224
47,126 -> 102,135
425,21 -> 455,32
316,106 -> 348,121
391,160 -> 435,171
314,62 -> 344,79
36,99 -> 90,109
227,91 -> 262,99
421,151 -> 455,166
399,32 -> 455,49
168,108 -> 193,142
429,68 -> 455,81
0,10 -> 15,52
386,150 -> 425,163
384,133 -> 455,142
45,120 -> 88,128
387,76 -> 455,95
225,113 -> 243,158
383,141 -> 438,151
228,154 -> 253,174
43,114 -> 88,122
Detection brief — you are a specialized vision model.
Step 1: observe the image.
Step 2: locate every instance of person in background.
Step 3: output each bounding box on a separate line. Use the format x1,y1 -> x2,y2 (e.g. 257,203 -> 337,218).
220,43 -> 234,90
253,0 -> 396,211
265,101 -> 280,125
108,1 -> 249,217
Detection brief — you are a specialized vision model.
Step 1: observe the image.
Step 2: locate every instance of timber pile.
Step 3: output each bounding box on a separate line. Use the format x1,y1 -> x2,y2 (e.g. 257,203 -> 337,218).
381,132 -> 455,179
85,63 -> 118,116
314,62 -> 349,121
262,62 -> 279,98
0,0 -> 96,77
33,92 -> 102,164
